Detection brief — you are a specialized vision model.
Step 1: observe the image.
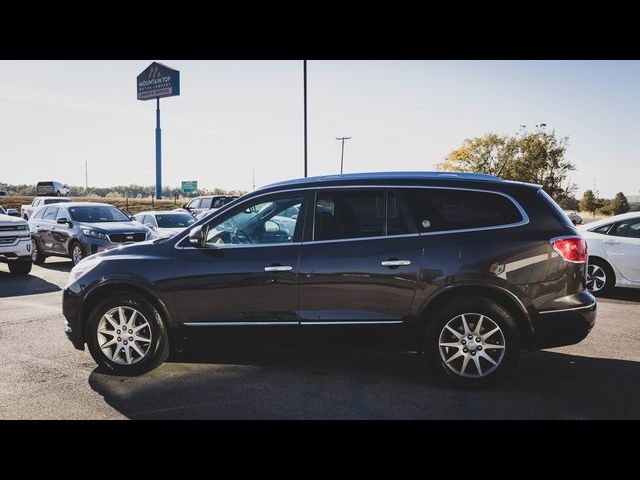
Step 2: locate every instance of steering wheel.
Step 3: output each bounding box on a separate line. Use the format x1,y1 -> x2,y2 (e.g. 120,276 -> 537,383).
232,228 -> 253,244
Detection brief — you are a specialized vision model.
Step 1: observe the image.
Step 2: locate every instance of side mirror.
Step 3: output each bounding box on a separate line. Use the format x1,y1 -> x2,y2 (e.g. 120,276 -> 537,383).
57,217 -> 70,225
182,203 -> 189,210
189,225 -> 204,247
7,208 -> 19,217
264,220 -> 280,233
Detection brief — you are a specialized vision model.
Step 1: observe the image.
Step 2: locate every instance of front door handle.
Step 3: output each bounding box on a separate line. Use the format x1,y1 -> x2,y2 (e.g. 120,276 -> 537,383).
381,260 -> 411,267
264,265 -> 293,272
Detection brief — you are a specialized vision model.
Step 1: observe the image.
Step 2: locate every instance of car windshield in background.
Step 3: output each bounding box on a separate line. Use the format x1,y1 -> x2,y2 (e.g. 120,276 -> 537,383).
45,198 -> 71,204
156,213 -> 196,228
69,206 -> 130,223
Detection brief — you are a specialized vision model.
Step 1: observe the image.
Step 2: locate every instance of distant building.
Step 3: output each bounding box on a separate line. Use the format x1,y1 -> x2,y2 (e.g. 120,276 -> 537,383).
627,195 -> 640,210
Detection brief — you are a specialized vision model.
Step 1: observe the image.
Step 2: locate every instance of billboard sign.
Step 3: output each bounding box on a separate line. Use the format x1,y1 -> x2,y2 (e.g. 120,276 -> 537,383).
137,62 -> 180,101
181,181 -> 198,193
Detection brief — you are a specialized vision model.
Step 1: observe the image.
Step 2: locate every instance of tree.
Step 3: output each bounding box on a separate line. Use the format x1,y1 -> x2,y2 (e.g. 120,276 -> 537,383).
558,196 -> 580,211
580,190 -> 598,217
610,192 -> 630,215
439,127 -> 576,200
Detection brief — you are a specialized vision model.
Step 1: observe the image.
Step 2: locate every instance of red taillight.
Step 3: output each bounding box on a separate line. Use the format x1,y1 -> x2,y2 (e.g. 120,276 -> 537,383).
552,236 -> 587,263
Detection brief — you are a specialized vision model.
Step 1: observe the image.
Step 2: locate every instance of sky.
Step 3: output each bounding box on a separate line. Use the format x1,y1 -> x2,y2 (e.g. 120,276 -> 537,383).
0,60 -> 638,198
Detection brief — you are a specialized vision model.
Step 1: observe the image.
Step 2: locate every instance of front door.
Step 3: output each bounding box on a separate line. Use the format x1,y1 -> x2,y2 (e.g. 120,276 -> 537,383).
171,191 -> 308,326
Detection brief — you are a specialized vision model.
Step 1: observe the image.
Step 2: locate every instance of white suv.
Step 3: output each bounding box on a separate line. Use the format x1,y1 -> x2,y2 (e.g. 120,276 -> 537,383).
0,213 -> 32,275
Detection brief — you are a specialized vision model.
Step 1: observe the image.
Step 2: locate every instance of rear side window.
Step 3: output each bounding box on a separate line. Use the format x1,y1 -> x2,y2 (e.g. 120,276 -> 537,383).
188,198 -> 201,209
610,219 -> 640,238
401,188 -> 524,232
200,197 -> 213,209
314,190 -> 385,241
32,208 -> 45,219
537,189 -> 574,228
592,223 -> 613,234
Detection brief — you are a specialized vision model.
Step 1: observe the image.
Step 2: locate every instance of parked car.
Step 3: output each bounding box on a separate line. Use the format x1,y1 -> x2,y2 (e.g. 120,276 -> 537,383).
578,212 -> 640,295
0,211 -> 32,274
567,211 -> 583,225
133,210 -> 196,239
0,191 -> 7,196
179,195 -> 239,218
35,181 -> 69,197
21,196 -> 71,220
29,202 -> 152,266
62,171 -> 595,387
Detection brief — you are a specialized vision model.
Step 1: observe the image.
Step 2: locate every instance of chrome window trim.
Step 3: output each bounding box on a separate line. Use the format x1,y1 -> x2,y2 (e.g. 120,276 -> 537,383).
538,301 -> 596,314
300,320 -> 402,325
173,184 -> 529,250
184,321 -> 299,326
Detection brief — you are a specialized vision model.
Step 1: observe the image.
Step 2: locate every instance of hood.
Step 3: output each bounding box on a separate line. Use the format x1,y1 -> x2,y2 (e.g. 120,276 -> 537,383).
78,221 -> 150,234
0,214 -> 28,226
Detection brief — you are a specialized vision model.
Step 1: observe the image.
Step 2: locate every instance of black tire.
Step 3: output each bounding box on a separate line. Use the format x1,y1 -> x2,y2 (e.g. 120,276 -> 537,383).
586,257 -> 615,297
31,237 -> 47,265
8,258 -> 32,275
70,241 -> 85,266
86,292 -> 170,376
423,296 -> 521,389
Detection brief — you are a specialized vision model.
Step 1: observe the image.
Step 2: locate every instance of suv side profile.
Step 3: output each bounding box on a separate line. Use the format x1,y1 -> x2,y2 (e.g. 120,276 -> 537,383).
62,172 -> 596,387
36,181 -> 69,197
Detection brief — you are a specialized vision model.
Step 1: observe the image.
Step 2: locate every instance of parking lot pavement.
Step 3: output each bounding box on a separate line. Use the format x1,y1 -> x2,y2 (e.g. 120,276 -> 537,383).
1,258 -> 640,420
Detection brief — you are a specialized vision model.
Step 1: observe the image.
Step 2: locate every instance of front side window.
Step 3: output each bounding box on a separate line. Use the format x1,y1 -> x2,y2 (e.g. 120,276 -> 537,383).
32,208 -> 45,220
200,197 -> 213,209
610,219 -> 640,239
56,208 -> 70,221
402,188 -> 524,232
314,190 -> 385,241
204,194 -> 304,248
42,207 -> 59,221
188,198 -> 201,209
68,205 -> 130,223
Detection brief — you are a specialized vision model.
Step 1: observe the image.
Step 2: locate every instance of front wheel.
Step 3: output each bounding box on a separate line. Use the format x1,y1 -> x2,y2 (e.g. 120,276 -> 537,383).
86,293 -> 170,376
31,238 -> 47,265
423,297 -> 520,388
8,258 -> 32,275
71,242 -> 85,266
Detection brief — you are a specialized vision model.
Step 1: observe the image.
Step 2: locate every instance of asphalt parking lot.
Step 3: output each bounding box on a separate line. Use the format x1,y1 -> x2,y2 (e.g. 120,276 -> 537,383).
1,258 -> 639,420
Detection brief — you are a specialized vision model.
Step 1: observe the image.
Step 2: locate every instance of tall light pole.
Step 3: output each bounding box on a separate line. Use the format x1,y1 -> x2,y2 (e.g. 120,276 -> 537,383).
336,136 -> 351,174
303,60 -> 308,178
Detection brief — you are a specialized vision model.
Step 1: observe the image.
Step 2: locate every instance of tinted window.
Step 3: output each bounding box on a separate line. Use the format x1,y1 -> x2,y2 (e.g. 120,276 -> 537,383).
56,208 -> 69,220
68,206 -> 130,223
42,207 -> 59,221
200,197 -> 213,209
314,190 -> 385,241
610,219 -> 640,239
402,188 -> 523,232
38,182 -> 54,187
388,190 -> 416,235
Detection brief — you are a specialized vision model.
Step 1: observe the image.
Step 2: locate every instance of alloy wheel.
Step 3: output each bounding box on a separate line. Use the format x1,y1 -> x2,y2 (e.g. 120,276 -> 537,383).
72,244 -> 84,265
96,306 -> 153,365
438,313 -> 506,378
586,264 -> 606,293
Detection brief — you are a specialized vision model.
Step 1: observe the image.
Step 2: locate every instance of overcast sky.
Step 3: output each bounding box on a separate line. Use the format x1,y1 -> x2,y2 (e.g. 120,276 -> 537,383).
0,60 -> 638,197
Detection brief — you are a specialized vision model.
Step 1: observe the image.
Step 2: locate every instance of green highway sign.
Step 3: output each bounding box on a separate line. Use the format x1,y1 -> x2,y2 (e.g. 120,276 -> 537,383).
181,181 -> 198,193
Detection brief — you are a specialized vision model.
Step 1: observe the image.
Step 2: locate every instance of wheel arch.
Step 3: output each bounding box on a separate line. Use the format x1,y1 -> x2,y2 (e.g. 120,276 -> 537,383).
79,282 -> 173,345
418,284 -> 535,349
587,255 -> 617,289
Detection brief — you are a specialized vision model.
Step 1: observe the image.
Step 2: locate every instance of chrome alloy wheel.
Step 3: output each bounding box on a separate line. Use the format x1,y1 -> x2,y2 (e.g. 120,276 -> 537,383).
586,264 -> 606,293
97,306 -> 153,365
72,244 -> 84,265
438,313 -> 506,378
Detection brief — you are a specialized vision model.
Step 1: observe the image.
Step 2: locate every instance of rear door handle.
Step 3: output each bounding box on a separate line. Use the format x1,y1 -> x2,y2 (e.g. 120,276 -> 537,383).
381,260 -> 411,267
264,265 -> 293,272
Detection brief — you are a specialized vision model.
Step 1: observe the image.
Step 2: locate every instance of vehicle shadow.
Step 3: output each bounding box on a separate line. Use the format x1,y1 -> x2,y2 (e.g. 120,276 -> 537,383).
88,344 -> 640,419
0,270 -> 61,297
37,260 -> 73,273
599,287 -> 640,303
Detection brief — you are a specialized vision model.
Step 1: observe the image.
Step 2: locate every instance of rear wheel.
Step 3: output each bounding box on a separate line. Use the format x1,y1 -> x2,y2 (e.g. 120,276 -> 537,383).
586,257 -> 614,296
8,258 -> 32,275
423,296 -> 520,388
86,293 -> 170,376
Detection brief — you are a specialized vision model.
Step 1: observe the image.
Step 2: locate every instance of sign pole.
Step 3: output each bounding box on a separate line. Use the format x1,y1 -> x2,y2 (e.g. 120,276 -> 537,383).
155,97 -> 162,199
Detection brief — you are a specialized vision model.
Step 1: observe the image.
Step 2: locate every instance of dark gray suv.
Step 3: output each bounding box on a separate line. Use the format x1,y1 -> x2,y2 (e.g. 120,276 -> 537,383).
29,202 -> 152,266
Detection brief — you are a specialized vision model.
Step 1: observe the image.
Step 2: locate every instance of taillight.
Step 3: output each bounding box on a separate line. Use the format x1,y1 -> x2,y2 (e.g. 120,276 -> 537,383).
552,236 -> 587,263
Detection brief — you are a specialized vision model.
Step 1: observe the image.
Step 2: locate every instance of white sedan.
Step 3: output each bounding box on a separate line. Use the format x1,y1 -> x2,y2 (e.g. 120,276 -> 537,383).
134,211 -> 197,239
578,212 -> 640,295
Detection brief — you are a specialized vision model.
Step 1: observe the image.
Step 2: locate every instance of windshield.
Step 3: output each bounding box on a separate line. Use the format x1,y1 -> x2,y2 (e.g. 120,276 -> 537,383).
156,213 -> 196,228
69,205 -> 131,223
44,198 -> 70,204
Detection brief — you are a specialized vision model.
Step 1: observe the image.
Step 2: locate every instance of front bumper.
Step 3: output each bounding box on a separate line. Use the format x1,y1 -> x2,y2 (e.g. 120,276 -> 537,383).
62,287 -> 85,350
531,293 -> 597,349
0,236 -> 31,262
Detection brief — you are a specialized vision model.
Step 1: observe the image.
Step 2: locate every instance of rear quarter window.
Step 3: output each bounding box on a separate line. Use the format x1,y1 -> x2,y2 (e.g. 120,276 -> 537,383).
537,189 -> 574,228
402,188 -> 524,232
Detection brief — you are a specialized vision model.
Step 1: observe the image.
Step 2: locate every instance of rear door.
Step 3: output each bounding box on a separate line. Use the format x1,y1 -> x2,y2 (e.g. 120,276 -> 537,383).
51,207 -> 72,254
298,188 -> 423,328
601,217 -> 640,282
37,206 -> 59,253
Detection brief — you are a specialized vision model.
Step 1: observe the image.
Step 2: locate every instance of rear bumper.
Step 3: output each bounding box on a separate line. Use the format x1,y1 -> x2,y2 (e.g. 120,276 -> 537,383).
531,294 -> 596,349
